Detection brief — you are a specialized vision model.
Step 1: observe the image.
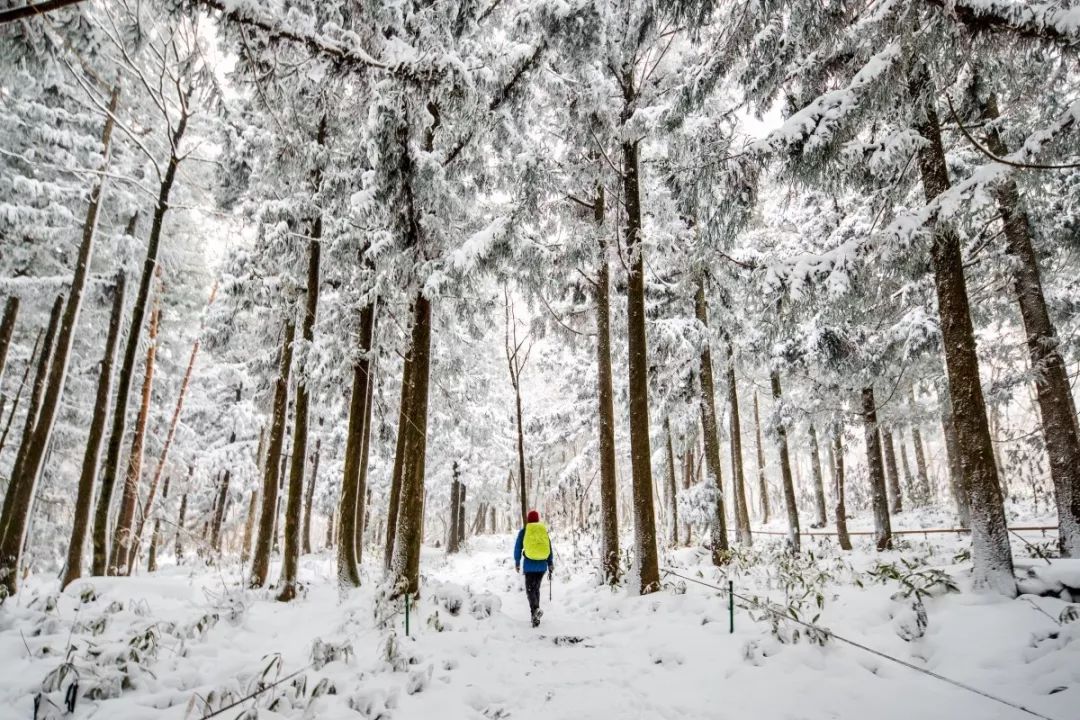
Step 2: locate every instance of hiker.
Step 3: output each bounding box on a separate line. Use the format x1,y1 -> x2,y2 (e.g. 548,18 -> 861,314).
514,509 -> 554,627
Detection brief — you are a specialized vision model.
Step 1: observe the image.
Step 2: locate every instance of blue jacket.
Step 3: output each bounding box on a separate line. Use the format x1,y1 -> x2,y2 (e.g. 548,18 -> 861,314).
514,526 -> 554,574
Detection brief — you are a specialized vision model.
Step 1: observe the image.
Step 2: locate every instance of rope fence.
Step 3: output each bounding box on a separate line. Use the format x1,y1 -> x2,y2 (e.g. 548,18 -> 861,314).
740,524 -> 1058,539
661,568 -> 1063,720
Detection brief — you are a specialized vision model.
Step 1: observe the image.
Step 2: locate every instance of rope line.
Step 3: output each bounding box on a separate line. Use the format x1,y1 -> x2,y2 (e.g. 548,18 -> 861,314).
661,568 -> 1062,720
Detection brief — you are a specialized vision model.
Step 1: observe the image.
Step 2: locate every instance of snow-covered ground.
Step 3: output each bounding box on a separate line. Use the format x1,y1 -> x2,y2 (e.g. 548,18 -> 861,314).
2,524 -> 1077,720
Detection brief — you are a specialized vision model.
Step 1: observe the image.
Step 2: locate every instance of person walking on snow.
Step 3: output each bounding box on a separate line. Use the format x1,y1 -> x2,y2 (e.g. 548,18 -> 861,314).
514,510 -> 554,627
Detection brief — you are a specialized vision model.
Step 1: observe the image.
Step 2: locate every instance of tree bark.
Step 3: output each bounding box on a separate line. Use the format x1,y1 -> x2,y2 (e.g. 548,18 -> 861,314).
808,424 -> 828,528
448,469 -> 461,554
302,434 -> 320,555
0,294 -> 61,592
594,182 -> 620,582
241,490 -> 257,564
175,490 -> 187,561
110,302 -> 160,576
355,351 -> 376,565
664,418 -> 678,549
457,482 -> 467,547
911,69 -> 1014,593
940,394 -> 970,526
279,235 -> 320,602
146,473 -> 170,573
753,391 -> 769,522
383,350 -> 413,571
911,418 -> 933,505
94,106 -> 188,576
695,279 -> 729,564
61,273 -> 125,589
250,320 -> 295,588
862,386 -> 893,551
830,424 -> 852,550
0,330 -> 39,461
898,428 -> 916,502
0,297 -> 17,385
391,294 -> 433,596
980,92 -> 1080,556
882,427 -> 904,514
727,364 -> 752,545
770,371 -> 800,553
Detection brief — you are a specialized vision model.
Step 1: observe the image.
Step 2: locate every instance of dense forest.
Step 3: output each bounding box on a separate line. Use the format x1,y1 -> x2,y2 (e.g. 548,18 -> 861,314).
1,1 -> 1080,717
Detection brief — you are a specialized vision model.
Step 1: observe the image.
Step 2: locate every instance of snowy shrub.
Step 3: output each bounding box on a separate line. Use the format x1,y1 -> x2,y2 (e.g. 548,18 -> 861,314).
427,610 -> 445,632
311,677 -> 337,697
185,611 -> 221,639
311,637 -> 353,669
1061,605 -> 1080,624
469,591 -> 501,619
349,687 -> 398,719
867,559 -> 958,601
891,598 -> 929,641
405,664 -> 433,695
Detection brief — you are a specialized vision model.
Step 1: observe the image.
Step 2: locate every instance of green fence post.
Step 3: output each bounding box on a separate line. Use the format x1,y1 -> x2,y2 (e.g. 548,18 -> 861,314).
728,580 -> 734,634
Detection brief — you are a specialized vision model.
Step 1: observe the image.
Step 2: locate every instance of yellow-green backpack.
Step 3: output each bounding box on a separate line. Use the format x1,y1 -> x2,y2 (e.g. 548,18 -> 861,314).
523,522 -> 550,561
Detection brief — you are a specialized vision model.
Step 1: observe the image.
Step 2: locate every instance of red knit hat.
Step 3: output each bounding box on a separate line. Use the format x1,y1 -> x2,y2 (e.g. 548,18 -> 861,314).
527,510 -> 540,523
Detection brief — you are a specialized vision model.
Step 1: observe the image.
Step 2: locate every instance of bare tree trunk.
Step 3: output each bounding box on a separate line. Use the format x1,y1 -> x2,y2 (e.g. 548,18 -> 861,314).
910,66 -> 1014,594
0,297 -> 17,385
0,295 -> 62,592
146,473 -> 170,573
383,351 -> 413,571
595,183 -> 620,582
770,371 -> 800,553
250,321 -> 295,588
302,434 -> 320,555
110,303 -> 161,576
210,465 -> 231,553
447,467 -> 461,554
830,424 -> 852,550
898,428 -> 916,503
862,386 -> 892,551
94,102 -> 188,576
682,431 -> 695,546
132,285 -> 217,563
664,418 -> 678,549
391,294 -> 432,596
355,353 -> 375,565
941,394 -> 970,526
911,419 -> 932,505
241,490 -> 257,564
175,489 -> 187,561
882,428 -> 904,514
61,273 -> 125,589
622,120 -> 660,594
338,292 -> 376,586
809,424 -> 828,528
727,364 -> 752,545
279,235 -> 321,602
753,391 -> 769,522
979,92 -> 1080,556
457,482 -> 467,547
0,330 -> 39,461
695,279 -> 729,565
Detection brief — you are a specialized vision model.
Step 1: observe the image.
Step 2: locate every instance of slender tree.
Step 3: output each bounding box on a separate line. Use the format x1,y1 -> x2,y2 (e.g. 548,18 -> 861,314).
594,183 -> 620,583
882,428 -> 904,514
727,364 -> 752,545
808,424 -> 828,528
770,371 -> 800,553
861,386 -> 893,551
0,297 -> 18,383
61,272 -> 125,589
383,351 -> 413,571
830,424 -> 852,550
695,279 -> 729,564
753,391 -> 769,522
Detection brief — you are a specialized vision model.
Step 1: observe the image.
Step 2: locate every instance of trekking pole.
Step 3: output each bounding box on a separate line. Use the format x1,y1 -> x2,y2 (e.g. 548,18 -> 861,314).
549,570 -> 553,602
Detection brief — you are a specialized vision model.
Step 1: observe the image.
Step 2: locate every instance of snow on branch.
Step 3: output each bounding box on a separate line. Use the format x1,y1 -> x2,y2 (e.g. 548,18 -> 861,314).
921,0 -> 1080,46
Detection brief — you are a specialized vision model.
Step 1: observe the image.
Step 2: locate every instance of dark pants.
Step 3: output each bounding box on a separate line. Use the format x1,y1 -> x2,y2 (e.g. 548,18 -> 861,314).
525,571 -> 546,614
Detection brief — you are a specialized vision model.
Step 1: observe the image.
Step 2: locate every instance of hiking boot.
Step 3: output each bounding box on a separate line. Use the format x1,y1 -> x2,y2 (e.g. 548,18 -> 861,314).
531,609 -> 540,627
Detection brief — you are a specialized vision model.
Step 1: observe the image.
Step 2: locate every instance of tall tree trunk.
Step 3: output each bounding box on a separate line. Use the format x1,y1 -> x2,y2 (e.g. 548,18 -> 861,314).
911,421 -> 932,505
664,418 -> 678,549
727,364 -> 752,545
0,330 -> 39,461
132,285 -> 217,563
882,427 -> 904,514
457,482 -> 467,547
383,350 -> 413,571
302,434 -> 320,555
0,297 -> 18,385
175,490 -> 187,561
830,424 -> 852,550
808,424 -> 828,528
682,429 -> 695,546
911,69 -> 1014,593
447,468 -> 461,554
695,279 -> 729,564
940,394 -> 970,526
898,428 -> 916,503
770,371 -> 800,553
595,183 -> 620,583
250,321 -> 295,588
355,351 -> 376,565
110,302 -> 160,576
0,295 -> 61,592
338,296 -> 376,586
391,294 -> 433,596
146,473 -> 170,573
279,236 -> 321,602
513,378 -> 528,526
979,93 -> 1080,556
94,107 -> 188,576
753,391 -> 769,522
622,117 -> 661,594
861,386 -> 893,551
210,468 -> 230,553
241,490 -> 257,564
61,273 -> 125,589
